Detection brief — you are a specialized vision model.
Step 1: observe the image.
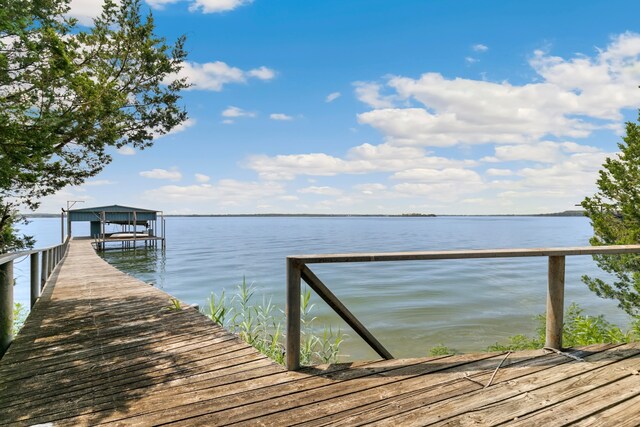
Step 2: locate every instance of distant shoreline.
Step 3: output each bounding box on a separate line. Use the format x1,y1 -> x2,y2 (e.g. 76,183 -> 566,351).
24,210 -> 585,218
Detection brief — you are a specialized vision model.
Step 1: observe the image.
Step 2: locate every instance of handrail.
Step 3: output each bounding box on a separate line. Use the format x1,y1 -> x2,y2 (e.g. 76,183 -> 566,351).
0,237 -> 71,358
285,244 -> 640,370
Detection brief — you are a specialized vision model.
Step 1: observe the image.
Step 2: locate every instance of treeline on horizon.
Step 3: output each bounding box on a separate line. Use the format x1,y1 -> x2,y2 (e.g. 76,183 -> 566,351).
25,210 -> 586,218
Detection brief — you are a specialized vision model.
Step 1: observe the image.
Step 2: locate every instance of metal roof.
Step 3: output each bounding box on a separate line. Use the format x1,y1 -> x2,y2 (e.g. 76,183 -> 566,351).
68,205 -> 158,222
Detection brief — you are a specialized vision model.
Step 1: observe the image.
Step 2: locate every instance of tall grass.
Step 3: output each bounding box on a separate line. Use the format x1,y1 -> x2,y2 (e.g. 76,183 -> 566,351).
204,278 -> 345,365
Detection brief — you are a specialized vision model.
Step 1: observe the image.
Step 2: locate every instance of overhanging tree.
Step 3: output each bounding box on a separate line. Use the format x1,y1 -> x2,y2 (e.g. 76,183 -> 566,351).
582,112 -> 640,317
0,0 -> 188,252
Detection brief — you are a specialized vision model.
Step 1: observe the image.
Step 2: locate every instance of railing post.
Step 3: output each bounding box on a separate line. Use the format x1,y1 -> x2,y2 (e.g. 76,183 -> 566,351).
545,255 -> 566,349
48,249 -> 53,276
41,250 -> 49,289
286,257 -> 301,371
0,261 -> 14,358
30,253 -> 40,308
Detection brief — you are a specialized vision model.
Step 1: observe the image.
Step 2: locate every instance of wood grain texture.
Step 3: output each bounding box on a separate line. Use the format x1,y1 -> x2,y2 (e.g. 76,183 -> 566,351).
1,239 -> 638,426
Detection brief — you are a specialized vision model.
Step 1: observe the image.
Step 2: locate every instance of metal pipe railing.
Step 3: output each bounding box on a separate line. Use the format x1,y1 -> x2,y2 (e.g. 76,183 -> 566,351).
285,244 -> 640,371
0,238 -> 70,358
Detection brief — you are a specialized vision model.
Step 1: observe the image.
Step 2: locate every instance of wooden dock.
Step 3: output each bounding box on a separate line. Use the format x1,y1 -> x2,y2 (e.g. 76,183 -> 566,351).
1,239 -> 639,426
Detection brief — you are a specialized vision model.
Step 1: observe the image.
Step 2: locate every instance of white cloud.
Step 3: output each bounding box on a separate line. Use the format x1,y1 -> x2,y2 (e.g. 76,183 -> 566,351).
139,168 -> 182,181
117,146 -> 136,156
67,0 -> 112,25
246,142 -> 476,180
353,82 -> 396,108
143,179 -> 285,206
195,173 -> 210,183
145,0 -> 180,9
189,0 -> 253,13
247,66 -> 276,80
155,118 -> 196,139
83,179 -> 114,186
356,34 -> 640,149
172,61 -> 276,91
391,168 -> 482,183
354,183 -> 387,195
326,92 -> 341,103
298,186 -> 343,196
465,57 -> 479,64
485,168 -> 513,177
482,141 -> 602,164
473,44 -> 489,52
270,113 -> 293,121
222,106 -> 256,118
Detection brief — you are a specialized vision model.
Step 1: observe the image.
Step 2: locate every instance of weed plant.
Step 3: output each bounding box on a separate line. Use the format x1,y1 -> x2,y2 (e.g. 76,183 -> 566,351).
204,278 -> 345,365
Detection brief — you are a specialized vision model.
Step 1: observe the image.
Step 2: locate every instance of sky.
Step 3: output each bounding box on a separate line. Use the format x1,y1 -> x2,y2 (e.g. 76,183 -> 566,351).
36,0 -> 640,215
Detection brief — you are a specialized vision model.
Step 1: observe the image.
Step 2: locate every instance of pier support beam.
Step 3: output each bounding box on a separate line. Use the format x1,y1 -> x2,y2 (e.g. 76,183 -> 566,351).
545,255 -> 565,350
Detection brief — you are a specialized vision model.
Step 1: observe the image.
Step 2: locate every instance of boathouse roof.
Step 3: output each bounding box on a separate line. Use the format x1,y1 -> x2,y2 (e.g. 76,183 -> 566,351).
68,204 -> 158,223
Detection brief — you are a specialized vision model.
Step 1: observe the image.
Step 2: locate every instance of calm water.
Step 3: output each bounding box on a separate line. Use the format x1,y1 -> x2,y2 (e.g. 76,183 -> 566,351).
15,216 -> 627,360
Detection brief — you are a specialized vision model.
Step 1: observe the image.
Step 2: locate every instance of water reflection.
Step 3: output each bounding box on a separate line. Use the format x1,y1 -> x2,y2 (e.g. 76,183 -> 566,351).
100,247 -> 166,289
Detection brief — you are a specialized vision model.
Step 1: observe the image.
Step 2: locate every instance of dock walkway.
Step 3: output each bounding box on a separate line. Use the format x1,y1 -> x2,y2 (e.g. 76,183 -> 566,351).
1,239 -> 639,426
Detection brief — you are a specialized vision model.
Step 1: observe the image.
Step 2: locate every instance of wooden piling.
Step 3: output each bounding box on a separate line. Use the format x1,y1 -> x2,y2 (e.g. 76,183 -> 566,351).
286,258 -> 301,371
545,255 -> 566,349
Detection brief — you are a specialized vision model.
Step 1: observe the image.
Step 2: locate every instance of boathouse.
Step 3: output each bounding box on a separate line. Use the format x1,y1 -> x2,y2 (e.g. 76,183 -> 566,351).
67,204 -> 165,249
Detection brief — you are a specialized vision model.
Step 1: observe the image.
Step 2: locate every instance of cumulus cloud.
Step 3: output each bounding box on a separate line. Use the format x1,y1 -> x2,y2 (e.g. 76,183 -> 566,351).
246,143 -> 476,180
67,0 -> 110,25
472,44 -> 489,52
222,106 -> 256,118
172,61 -> 275,91
146,0 -> 252,13
485,168 -> 513,177
117,146 -> 136,156
188,0 -> 253,13
326,92 -> 341,103
298,186 -> 343,196
143,179 -> 285,206
353,82 -> 396,108
140,168 -> 182,181
195,173 -> 210,183
155,118 -> 196,139
356,33 -> 640,148
270,113 -> 293,121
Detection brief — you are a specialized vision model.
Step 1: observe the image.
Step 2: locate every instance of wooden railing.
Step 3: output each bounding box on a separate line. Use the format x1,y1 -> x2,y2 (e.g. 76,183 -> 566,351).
0,238 -> 70,358
285,245 -> 640,370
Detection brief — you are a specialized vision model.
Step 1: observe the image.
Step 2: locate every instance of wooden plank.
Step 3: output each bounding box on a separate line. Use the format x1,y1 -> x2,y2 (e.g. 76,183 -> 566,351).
371,343 -> 640,426
573,392 -> 640,426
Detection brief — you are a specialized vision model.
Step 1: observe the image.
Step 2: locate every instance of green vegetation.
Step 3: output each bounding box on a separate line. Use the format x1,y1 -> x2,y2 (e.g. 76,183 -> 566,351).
582,111 -> 640,317
427,303 -> 640,355
12,302 -> 26,336
488,303 -> 639,352
0,0 -> 188,253
204,278 -> 345,365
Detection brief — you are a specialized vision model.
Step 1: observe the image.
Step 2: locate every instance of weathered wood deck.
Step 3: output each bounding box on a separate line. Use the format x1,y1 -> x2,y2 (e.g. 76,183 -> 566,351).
1,239 -> 639,426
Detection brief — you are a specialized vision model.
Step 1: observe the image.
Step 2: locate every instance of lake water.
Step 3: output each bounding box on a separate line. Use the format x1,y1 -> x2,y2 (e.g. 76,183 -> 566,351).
15,216 -> 628,360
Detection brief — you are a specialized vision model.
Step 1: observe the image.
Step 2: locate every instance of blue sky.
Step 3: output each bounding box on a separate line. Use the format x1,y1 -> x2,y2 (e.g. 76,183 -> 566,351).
39,0 -> 640,214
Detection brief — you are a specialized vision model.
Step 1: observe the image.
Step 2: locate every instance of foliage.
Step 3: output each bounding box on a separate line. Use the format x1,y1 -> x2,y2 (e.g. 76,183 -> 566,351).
487,303 -> 637,351
428,344 -> 455,356
581,112 -> 640,317
12,302 -> 27,336
0,0 -> 188,253
167,297 -> 182,311
204,278 -> 346,365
